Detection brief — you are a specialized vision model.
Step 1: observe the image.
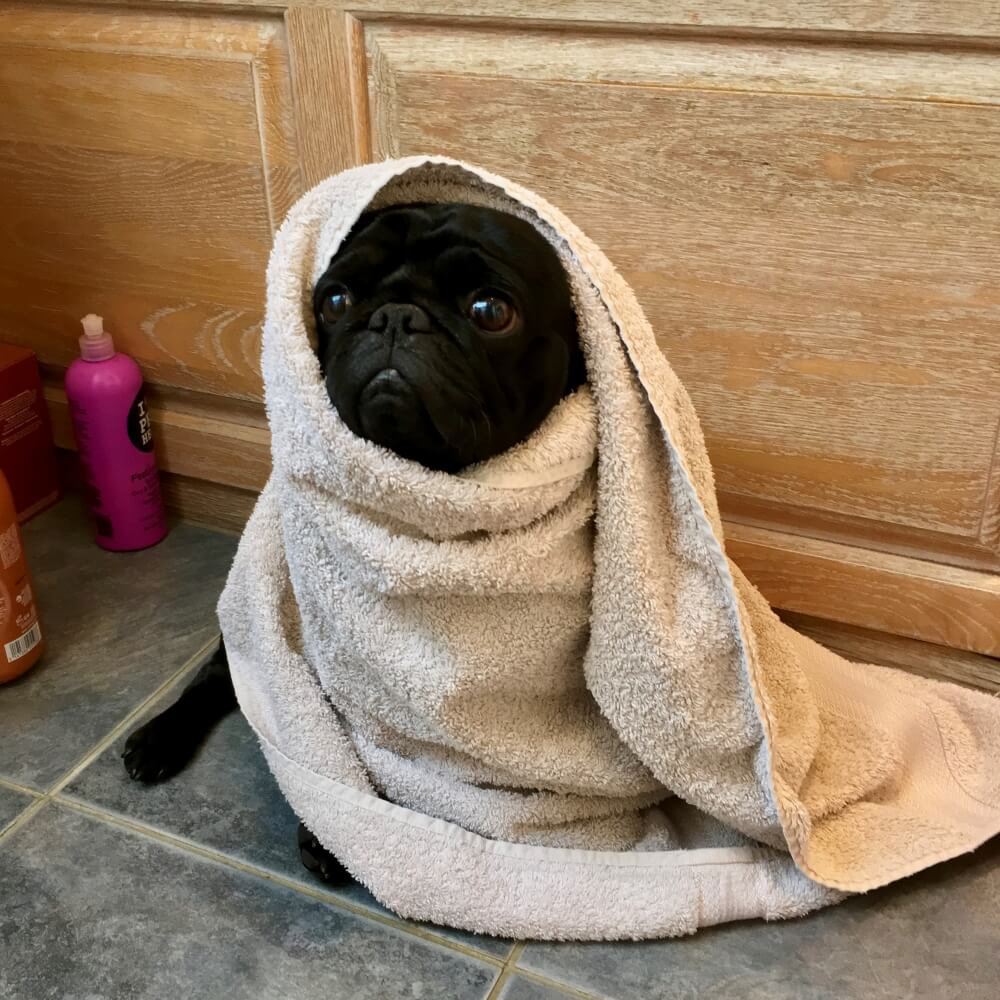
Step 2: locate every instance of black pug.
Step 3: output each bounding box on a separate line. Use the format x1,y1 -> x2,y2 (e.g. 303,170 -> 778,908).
123,203 -> 584,884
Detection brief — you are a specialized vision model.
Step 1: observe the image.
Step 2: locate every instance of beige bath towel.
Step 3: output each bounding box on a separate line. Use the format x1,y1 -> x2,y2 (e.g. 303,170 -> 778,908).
218,156 -> 1000,940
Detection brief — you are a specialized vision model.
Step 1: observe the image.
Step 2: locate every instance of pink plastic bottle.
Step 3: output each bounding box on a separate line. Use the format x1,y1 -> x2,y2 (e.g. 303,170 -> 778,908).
65,315 -> 168,551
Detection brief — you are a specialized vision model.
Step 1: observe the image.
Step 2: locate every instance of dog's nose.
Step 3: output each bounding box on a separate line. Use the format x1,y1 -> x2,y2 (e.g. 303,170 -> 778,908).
369,303 -> 431,335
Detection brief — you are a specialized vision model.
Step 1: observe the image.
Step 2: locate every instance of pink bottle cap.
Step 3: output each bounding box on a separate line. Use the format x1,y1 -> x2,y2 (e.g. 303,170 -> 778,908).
79,314 -> 116,362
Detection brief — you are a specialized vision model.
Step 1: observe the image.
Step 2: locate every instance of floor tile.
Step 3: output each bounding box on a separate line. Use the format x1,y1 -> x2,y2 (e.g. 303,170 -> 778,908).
0,784 -> 33,830
64,693 -> 512,958
0,501 -> 236,789
518,837 -> 1000,1000
0,802 -> 497,1000
64,690 -> 303,880
499,977 -> 576,999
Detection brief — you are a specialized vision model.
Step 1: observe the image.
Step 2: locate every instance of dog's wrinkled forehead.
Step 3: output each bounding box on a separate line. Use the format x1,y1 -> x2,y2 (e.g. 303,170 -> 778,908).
310,172 -> 567,289
319,207 -> 568,309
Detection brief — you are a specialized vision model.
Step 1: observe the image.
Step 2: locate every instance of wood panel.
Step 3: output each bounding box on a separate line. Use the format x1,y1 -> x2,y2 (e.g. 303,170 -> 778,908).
0,6 -> 299,401
285,7 -> 370,183
779,610 -> 1000,693
729,524 -> 1000,656
365,23 -> 1000,568
51,2 -> 1000,43
44,386 -> 271,494
159,472 -> 257,535
55,448 -> 255,536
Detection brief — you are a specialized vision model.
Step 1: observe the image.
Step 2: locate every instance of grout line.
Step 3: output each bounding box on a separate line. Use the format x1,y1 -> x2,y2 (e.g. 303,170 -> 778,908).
498,939 -> 520,964
2,635 -> 598,990
0,635 -> 219,848
483,967 -> 512,998
44,633 -> 222,798
485,942 -> 608,1000
510,964 -> 608,1000
0,776 -> 44,798
0,624 -> 514,968
2,707 -> 596,1000
49,795 -> 508,969
0,796 -> 49,843
486,941 -> 602,1000
484,941 -> 526,1000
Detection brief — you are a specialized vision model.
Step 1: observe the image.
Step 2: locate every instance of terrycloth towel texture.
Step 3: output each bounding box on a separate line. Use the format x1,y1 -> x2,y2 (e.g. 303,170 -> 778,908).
219,156 -> 1000,940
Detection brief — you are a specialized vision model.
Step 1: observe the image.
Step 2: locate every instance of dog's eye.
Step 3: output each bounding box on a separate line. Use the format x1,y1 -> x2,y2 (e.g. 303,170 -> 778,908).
469,294 -> 516,334
321,288 -> 352,325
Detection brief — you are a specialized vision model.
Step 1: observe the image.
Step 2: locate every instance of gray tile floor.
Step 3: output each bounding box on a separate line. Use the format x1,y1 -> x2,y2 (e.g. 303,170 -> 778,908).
2,500 -> 998,999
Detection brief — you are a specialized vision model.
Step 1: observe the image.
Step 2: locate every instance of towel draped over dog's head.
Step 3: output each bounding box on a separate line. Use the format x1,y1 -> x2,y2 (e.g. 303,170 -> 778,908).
219,156 -> 1000,941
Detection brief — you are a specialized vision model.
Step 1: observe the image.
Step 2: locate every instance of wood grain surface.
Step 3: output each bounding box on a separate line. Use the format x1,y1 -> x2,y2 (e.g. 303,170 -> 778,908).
45,386 -> 272,493
729,524 -> 1000,656
7,0 -> 1000,658
367,29 -> 1000,565
159,472 -> 257,534
49,1 -> 1000,42
0,6 -> 299,401
780,610 -> 1000,692
286,6 -> 370,184
368,22 -> 1000,103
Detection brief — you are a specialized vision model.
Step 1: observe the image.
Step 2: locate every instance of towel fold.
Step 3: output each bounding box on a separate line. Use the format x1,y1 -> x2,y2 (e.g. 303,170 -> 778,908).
219,156 -> 1000,940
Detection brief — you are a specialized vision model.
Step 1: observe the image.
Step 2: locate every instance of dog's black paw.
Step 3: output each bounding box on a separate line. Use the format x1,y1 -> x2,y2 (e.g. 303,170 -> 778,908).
297,821 -> 352,885
122,714 -> 196,783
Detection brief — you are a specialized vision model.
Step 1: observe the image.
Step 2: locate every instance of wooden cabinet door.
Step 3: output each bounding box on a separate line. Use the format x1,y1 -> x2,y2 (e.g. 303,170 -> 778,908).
349,15 -> 1000,656
0,5 -> 301,496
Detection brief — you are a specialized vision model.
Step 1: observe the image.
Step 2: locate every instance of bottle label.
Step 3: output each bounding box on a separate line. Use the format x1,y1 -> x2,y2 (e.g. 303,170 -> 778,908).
4,620 -> 41,663
0,522 -> 22,569
127,389 -> 155,453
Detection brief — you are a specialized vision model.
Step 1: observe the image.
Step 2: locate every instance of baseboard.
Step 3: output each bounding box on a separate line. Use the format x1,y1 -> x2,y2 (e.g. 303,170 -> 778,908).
159,473 -> 257,535
727,523 -> 1000,657
56,449 -> 256,535
779,611 -> 1000,693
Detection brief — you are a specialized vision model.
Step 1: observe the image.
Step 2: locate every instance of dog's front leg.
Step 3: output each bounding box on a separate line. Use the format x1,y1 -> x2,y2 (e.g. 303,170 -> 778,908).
123,640 -> 236,782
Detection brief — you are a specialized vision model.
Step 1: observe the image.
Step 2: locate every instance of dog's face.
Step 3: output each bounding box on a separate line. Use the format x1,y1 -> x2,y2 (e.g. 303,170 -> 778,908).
312,203 -> 583,472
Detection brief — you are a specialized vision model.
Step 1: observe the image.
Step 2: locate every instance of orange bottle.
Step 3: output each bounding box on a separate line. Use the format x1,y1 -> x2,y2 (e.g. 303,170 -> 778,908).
0,469 -> 44,682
